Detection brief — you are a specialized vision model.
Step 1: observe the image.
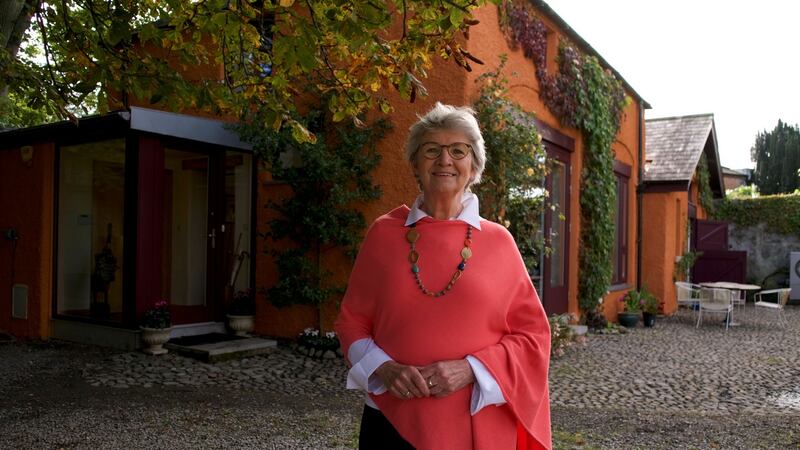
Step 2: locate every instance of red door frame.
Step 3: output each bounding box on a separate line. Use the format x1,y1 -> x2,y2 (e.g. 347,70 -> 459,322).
135,136 -> 227,324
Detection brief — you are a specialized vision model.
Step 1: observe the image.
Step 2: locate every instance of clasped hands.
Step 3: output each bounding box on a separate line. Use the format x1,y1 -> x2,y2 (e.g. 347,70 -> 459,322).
374,359 -> 475,400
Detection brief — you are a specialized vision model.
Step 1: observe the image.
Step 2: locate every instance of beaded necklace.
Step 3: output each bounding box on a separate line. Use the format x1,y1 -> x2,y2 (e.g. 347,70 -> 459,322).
406,223 -> 472,297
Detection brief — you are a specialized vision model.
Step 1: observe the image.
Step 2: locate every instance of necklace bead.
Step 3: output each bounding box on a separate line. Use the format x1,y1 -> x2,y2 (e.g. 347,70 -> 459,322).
407,223 -> 472,298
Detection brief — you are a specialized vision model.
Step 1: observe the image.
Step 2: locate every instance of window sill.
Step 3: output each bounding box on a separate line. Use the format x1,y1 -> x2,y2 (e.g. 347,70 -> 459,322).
609,283 -> 633,292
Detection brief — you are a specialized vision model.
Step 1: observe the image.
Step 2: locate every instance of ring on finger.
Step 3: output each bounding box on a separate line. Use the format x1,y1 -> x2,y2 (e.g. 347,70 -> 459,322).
404,391 -> 411,397
427,378 -> 434,387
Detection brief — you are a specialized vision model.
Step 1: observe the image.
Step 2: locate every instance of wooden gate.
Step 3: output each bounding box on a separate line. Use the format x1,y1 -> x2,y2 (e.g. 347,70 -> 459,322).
691,219 -> 747,283
693,219 -> 728,250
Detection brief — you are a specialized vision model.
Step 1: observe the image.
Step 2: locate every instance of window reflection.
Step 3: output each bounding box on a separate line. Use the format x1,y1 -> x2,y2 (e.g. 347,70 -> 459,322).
57,139 -> 125,322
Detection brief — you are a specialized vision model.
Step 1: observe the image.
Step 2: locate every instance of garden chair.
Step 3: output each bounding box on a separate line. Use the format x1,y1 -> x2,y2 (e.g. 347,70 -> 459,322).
754,288 -> 791,328
697,287 -> 733,331
729,289 -> 746,316
675,281 -> 701,322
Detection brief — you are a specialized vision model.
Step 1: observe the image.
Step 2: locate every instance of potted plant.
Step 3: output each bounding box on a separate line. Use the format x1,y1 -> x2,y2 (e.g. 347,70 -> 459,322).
227,289 -> 255,336
140,300 -> 172,355
618,291 -> 642,328
640,288 -> 660,328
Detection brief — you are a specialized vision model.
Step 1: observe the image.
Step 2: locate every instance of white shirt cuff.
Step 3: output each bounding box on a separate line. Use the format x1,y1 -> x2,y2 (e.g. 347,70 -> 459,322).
346,338 -> 392,395
466,355 -> 506,415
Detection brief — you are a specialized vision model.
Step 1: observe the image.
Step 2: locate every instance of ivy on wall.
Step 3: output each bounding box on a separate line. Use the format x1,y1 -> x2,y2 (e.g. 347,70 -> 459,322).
712,193 -> 800,237
237,110 -> 389,311
472,56 -> 548,271
696,153 -> 715,216
500,1 -> 629,325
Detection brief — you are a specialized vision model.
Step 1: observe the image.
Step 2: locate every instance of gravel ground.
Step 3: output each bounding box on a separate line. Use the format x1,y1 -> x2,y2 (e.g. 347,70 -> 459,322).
1,305 -> 799,449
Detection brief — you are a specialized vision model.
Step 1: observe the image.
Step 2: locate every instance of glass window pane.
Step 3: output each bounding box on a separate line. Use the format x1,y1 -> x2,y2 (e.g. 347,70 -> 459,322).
612,177 -> 620,282
164,149 -> 208,307
549,161 -> 565,287
225,152 -> 252,292
57,139 -> 125,322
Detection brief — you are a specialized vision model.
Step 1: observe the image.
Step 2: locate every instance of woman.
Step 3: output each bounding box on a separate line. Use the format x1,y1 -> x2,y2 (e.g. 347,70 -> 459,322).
335,103 -> 551,450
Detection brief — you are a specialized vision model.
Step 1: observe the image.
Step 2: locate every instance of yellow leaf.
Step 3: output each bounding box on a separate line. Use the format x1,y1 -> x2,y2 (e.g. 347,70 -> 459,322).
279,0 -> 295,6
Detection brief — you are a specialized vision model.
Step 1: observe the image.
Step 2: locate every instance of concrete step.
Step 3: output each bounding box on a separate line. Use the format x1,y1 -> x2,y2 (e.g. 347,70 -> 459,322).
165,333 -> 277,363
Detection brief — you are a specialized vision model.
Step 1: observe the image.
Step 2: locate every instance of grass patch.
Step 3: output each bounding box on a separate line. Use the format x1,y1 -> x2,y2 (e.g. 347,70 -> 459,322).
553,430 -> 601,450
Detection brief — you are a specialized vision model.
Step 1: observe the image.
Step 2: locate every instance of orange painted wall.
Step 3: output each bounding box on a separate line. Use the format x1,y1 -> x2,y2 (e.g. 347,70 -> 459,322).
0,143 -> 55,339
641,190 -> 689,314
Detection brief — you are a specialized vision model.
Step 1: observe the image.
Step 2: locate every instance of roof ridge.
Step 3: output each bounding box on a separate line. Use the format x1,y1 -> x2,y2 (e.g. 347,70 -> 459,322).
646,113 -> 715,122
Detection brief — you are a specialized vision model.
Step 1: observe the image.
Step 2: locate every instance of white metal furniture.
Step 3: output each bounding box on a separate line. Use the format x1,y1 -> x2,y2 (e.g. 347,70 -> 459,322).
698,282 -> 761,325
675,281 -> 701,322
754,288 -> 791,328
697,287 -> 734,330
675,281 -> 701,309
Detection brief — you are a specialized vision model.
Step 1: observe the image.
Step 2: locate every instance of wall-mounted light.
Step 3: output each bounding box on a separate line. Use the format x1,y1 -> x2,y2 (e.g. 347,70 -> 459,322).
20,146 -> 33,165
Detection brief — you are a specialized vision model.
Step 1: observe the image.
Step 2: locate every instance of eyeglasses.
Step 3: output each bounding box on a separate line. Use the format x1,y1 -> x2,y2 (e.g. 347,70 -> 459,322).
418,142 -> 473,160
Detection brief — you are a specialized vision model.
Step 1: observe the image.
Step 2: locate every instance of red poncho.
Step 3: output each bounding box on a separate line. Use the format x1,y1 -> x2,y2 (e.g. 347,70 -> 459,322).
335,206 -> 551,450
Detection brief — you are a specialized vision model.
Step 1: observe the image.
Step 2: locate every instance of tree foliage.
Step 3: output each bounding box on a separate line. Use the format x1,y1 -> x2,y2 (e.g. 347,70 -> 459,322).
1,0 -> 491,136
751,120 -> 800,195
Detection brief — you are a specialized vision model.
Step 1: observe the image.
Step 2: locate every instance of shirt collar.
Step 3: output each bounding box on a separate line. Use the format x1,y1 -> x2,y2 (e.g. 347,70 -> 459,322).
405,192 -> 483,230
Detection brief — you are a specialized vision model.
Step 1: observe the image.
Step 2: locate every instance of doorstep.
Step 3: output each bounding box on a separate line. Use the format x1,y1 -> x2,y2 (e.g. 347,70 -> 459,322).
165,332 -> 277,363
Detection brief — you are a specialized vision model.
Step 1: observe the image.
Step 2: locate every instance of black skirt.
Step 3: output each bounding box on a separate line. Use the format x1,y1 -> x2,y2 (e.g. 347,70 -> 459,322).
358,404 -> 416,450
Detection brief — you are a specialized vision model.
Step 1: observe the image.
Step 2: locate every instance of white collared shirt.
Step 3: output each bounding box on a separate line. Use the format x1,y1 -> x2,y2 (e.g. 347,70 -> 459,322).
345,192 -> 506,414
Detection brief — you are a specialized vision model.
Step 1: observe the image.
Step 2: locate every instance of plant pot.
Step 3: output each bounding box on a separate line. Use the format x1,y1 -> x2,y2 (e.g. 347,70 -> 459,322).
227,314 -> 255,336
140,326 -> 172,355
617,312 -> 640,328
642,312 -> 656,328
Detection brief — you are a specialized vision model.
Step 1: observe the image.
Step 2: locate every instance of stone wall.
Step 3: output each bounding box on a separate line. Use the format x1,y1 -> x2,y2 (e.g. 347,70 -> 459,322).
728,223 -> 800,287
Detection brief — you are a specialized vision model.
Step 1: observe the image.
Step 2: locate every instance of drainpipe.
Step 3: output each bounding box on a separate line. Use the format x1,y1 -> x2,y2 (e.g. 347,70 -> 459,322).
635,100 -> 644,290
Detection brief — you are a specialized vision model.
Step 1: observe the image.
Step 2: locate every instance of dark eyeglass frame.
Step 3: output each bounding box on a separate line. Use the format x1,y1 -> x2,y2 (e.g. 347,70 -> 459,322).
418,142 -> 474,160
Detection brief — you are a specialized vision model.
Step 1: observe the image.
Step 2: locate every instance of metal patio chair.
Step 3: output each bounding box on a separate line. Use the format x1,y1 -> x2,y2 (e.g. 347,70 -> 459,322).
675,281 -> 701,322
754,288 -> 791,328
697,287 -> 733,331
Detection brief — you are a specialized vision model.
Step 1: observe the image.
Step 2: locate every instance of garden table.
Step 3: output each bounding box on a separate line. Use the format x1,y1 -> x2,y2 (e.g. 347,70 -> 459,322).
699,282 -> 761,326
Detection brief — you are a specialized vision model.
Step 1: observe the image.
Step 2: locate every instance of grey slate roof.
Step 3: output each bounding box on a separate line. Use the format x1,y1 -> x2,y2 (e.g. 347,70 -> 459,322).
644,114 -> 715,182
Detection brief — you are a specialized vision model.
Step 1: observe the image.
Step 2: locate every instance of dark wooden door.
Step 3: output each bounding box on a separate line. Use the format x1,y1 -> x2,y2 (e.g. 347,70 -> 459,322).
542,143 -> 570,314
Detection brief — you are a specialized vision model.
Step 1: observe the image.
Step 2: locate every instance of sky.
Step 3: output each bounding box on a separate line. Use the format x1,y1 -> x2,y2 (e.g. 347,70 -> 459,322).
542,0 -> 800,169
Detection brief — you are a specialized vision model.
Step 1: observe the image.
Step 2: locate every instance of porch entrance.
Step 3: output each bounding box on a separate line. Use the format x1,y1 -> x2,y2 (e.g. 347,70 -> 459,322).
162,148 -> 252,325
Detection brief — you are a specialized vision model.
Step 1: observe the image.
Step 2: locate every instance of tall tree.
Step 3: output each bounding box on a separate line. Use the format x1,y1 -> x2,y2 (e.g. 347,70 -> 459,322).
0,0 -> 490,136
751,120 -> 800,195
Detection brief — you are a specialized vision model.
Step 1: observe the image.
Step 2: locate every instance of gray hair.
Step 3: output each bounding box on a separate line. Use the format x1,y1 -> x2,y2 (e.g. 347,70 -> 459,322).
405,102 -> 486,187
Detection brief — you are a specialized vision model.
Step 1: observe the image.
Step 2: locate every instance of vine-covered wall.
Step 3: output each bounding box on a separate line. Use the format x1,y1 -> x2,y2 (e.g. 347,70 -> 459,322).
713,194 -> 800,286
493,0 -> 635,325
713,194 -> 800,237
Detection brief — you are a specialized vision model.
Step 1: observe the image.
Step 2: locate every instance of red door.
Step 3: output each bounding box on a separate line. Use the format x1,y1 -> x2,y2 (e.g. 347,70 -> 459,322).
542,143 -> 570,314
161,148 -> 224,324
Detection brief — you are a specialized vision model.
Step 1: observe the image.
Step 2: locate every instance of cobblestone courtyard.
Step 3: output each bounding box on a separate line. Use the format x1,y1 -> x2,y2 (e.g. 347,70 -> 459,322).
1,305 -> 799,449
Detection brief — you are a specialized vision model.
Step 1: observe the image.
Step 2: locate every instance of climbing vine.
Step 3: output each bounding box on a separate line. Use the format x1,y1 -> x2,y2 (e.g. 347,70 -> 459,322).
237,109 -> 389,310
712,193 -> 800,237
500,1 -> 629,325
696,153 -> 716,216
472,56 -> 548,271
